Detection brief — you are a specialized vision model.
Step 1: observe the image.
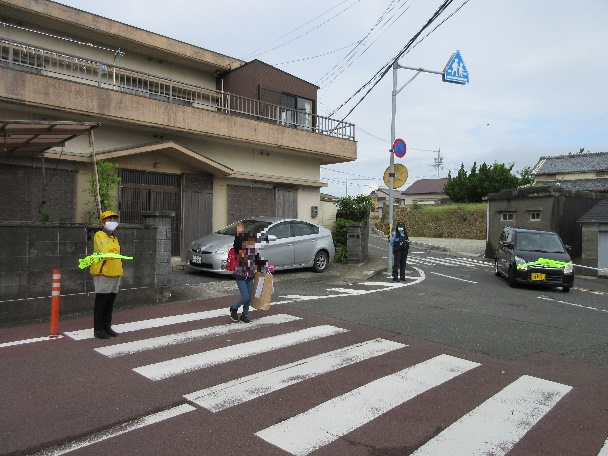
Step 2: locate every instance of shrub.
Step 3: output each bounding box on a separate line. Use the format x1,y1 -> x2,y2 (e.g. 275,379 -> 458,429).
333,218 -> 357,247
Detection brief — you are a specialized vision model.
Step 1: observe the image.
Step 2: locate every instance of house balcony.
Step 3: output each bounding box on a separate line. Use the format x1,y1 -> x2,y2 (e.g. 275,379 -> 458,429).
0,38 -> 356,163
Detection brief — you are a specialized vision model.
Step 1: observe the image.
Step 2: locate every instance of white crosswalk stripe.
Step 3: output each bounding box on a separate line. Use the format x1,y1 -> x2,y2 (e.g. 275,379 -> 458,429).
95,314 -> 301,358
133,325 -> 348,380
65,308 -> 229,340
411,375 -> 572,456
255,354 -> 481,455
185,338 -> 407,412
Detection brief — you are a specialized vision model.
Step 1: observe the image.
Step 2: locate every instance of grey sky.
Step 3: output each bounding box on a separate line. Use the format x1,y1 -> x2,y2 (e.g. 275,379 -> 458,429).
55,0 -> 608,197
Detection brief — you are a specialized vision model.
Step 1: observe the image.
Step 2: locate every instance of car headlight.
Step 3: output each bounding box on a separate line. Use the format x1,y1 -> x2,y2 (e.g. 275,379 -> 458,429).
515,256 -> 527,271
563,263 -> 573,274
215,244 -> 231,254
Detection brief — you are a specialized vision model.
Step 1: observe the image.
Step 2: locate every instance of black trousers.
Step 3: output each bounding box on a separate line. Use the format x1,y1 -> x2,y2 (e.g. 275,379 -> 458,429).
392,248 -> 409,279
94,292 -> 117,331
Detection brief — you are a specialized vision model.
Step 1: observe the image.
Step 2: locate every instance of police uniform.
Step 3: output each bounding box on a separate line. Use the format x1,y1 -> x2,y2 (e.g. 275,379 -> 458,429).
390,222 -> 410,281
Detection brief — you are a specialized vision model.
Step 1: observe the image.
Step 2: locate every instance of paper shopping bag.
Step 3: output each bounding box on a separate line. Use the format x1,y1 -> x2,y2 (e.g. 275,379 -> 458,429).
251,272 -> 273,311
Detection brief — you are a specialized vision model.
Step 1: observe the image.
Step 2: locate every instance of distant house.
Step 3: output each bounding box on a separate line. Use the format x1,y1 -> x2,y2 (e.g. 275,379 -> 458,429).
578,200 -> 608,277
485,186 -> 608,261
533,152 -> 608,192
371,187 -> 405,219
402,178 -> 450,205
319,193 -> 339,231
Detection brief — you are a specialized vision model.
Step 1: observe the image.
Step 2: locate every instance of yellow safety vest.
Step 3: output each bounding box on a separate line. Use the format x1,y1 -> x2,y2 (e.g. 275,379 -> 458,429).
90,230 -> 123,277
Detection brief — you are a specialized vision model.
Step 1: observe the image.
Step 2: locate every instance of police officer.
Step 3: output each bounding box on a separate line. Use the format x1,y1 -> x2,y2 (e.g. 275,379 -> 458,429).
390,221 -> 410,282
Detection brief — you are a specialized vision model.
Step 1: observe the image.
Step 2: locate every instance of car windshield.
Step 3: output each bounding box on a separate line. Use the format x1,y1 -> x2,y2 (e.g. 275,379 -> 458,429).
216,220 -> 273,236
515,232 -> 565,253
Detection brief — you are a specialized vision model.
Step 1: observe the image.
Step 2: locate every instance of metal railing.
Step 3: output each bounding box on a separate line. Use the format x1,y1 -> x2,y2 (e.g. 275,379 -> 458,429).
0,38 -> 355,140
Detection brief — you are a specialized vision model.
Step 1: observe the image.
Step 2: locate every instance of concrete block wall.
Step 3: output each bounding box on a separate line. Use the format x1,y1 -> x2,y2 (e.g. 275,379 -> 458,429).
0,219 -> 171,327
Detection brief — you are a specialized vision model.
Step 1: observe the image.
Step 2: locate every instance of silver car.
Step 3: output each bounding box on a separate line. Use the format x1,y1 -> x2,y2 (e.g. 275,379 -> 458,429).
186,217 -> 335,275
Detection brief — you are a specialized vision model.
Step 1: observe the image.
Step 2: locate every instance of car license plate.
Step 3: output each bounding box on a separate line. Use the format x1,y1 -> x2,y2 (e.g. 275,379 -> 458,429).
531,273 -> 546,280
192,255 -> 202,264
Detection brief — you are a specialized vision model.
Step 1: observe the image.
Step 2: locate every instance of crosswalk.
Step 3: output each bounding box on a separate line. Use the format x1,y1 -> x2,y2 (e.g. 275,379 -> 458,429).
408,255 -> 491,269
59,306 -> 604,455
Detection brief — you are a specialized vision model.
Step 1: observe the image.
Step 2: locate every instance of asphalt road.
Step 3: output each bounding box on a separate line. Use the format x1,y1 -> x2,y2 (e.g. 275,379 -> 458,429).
2,242 -> 608,455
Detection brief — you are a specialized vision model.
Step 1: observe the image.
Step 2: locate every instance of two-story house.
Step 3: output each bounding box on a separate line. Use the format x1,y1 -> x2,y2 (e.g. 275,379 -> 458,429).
0,0 -> 357,259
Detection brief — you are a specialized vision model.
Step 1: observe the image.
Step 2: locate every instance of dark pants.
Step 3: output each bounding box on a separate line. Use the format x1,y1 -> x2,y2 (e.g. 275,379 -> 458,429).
94,292 -> 117,331
392,248 -> 409,279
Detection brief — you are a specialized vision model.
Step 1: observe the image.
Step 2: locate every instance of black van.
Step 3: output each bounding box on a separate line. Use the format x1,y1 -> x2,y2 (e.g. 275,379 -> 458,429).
495,227 -> 574,292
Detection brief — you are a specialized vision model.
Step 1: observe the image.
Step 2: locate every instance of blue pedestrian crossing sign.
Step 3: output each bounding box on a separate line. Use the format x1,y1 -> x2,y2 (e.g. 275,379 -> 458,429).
443,50 -> 469,84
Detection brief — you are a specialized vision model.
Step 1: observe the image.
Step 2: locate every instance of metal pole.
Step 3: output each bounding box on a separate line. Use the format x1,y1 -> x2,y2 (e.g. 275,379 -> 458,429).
387,62 -> 397,273
89,130 -> 102,217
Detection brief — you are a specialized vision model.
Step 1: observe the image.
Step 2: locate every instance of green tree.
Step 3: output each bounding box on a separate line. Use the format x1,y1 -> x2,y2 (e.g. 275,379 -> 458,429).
336,194 -> 373,222
444,162 -> 526,203
517,166 -> 535,186
88,160 -> 121,214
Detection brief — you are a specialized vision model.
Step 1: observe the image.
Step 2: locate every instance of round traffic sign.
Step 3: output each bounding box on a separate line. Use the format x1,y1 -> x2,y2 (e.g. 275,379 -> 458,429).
393,138 -> 406,158
383,164 -> 408,189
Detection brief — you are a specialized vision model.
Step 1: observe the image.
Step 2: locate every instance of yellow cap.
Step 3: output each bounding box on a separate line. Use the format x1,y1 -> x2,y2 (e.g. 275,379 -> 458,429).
99,210 -> 118,223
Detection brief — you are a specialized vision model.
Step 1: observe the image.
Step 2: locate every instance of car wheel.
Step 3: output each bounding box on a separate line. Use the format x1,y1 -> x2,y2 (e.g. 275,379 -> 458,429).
562,286 -> 570,292
507,265 -> 517,287
494,259 -> 501,277
313,250 -> 329,273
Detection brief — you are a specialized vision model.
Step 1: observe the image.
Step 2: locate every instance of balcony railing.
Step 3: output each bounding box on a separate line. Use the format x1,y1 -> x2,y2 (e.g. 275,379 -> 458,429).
0,39 -> 355,141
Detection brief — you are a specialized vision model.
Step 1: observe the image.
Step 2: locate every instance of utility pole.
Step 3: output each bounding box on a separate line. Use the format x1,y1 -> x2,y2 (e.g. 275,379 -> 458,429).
387,51 -> 469,273
432,148 -> 443,178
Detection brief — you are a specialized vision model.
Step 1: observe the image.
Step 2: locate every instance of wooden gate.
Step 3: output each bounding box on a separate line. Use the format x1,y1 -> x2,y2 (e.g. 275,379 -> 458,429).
119,170 -> 180,256
182,174 -> 213,260
275,187 -> 298,218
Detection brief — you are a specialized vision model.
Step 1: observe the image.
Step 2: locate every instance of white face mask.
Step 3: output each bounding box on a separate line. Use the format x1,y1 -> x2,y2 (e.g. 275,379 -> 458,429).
398,227 -> 404,231
105,221 -> 118,231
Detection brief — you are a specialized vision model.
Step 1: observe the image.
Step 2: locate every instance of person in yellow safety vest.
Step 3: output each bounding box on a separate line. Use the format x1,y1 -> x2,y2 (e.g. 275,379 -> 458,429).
90,210 -> 123,339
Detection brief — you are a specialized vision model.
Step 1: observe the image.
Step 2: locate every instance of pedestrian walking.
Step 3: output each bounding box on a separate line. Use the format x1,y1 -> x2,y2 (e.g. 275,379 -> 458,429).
90,210 -> 123,339
390,221 -> 410,281
229,230 -> 267,323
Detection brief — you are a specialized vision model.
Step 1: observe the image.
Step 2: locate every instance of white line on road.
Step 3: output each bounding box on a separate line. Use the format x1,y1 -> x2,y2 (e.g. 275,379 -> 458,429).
32,404 -> 195,456
95,314 -> 301,357
255,354 -> 480,456
0,335 -> 63,348
133,325 -> 349,381
538,296 -> 608,314
430,271 -> 477,283
325,288 -> 371,295
411,375 -> 572,456
598,437 -> 608,455
272,266 -> 426,304
185,338 -> 407,412
64,308 -> 229,340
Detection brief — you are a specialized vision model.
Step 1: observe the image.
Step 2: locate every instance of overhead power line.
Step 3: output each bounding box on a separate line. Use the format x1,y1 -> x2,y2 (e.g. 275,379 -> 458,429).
327,0 -> 470,120
242,0 -> 362,60
316,0 -> 412,89
271,41 -> 360,66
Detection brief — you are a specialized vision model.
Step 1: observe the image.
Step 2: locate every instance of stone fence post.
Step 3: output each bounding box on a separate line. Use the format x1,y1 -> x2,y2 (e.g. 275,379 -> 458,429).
346,221 -> 369,264
142,211 -> 174,291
